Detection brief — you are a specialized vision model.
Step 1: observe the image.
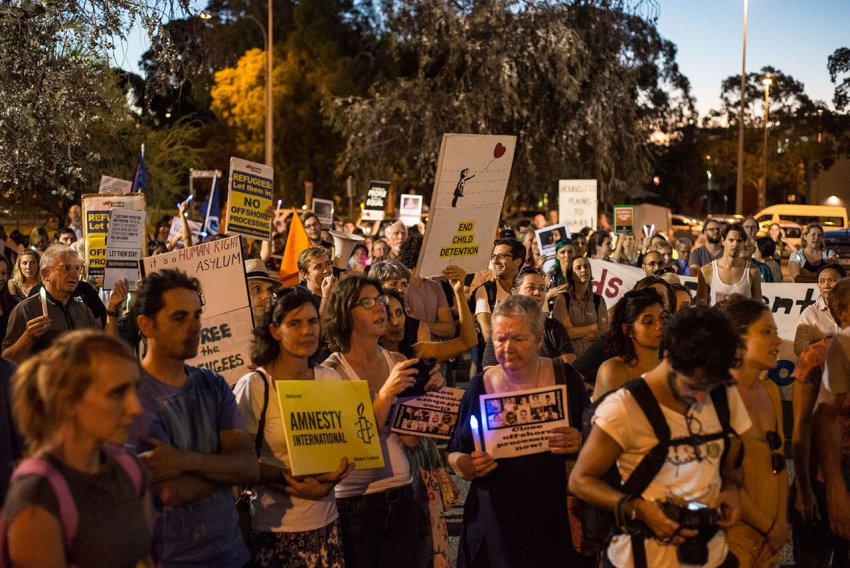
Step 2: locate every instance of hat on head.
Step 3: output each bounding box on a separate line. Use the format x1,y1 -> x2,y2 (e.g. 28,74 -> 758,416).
245,258 -> 281,287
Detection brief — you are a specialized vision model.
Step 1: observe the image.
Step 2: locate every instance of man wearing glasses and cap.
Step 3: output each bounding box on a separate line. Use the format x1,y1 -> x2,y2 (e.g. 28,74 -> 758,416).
245,258 -> 281,325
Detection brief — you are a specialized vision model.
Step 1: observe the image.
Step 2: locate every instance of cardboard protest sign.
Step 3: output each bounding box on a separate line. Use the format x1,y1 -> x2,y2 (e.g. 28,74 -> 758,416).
399,194 -> 423,227
535,223 -> 569,272
103,208 -> 145,291
558,179 -> 597,233
613,205 -> 635,235
362,181 -> 389,221
478,385 -> 569,459
417,134 -> 517,276
390,387 -> 464,440
140,236 -> 252,385
82,193 -> 146,286
312,198 -> 334,229
225,157 -> 273,240
98,175 -> 132,195
166,216 -> 203,249
277,380 -> 385,476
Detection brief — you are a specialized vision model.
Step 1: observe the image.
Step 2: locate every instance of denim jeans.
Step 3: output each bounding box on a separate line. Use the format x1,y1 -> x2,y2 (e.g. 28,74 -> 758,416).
336,484 -> 429,568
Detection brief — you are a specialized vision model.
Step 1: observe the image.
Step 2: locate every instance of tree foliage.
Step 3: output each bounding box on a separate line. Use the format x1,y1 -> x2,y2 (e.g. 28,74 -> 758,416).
828,47 -> 850,112
327,0 -> 693,208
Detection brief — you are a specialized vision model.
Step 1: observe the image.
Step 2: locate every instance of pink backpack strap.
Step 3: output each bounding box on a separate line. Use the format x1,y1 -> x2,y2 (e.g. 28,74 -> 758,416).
9,458 -> 78,551
102,445 -> 143,494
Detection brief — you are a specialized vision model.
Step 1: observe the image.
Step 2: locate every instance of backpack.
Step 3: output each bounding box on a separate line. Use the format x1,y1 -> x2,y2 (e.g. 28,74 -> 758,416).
0,445 -> 143,568
573,379 -> 739,566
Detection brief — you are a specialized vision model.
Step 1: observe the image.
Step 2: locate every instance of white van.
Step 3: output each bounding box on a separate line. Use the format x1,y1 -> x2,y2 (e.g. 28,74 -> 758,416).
754,204 -> 848,230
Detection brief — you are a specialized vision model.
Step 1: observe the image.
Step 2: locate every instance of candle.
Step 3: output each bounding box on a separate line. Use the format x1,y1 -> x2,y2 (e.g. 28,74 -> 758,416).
276,199 -> 282,211
470,415 -> 482,453
40,287 -> 48,318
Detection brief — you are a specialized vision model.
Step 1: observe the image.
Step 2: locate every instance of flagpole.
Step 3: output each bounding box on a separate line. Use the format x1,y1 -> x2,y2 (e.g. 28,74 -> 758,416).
204,175 -> 218,233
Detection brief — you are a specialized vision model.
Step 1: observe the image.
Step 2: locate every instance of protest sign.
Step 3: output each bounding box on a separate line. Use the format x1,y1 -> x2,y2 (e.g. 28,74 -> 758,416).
417,134 -> 517,276
390,387 -> 464,440
535,223 -> 568,272
478,385 -> 569,460
399,194 -> 423,227
587,258 -> 817,392
82,193 -> 146,286
613,205 -> 635,235
362,181 -> 389,221
225,157 -> 273,240
103,208 -> 145,291
166,217 -> 203,249
98,175 -> 132,195
558,179 -> 597,233
140,236 -> 252,385
277,380 -> 385,476
312,198 -> 335,229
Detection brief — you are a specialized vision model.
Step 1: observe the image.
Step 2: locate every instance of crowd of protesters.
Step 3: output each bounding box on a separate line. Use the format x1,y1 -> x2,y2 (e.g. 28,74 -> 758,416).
0,202 -> 847,568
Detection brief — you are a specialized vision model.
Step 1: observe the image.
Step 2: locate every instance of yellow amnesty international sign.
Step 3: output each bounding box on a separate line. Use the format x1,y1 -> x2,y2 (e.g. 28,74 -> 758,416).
276,380 -> 385,476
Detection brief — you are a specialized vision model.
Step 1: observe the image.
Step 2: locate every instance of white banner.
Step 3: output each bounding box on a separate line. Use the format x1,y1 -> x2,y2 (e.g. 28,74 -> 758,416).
140,236 -> 252,385
558,179 -> 597,234
587,259 -> 818,390
103,209 -> 145,291
98,175 -> 132,194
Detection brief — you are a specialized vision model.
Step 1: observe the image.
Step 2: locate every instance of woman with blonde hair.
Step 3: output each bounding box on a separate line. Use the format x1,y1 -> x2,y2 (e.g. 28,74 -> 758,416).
612,233 -> 639,266
3,331 -> 152,567
789,222 -> 837,283
8,248 -> 41,302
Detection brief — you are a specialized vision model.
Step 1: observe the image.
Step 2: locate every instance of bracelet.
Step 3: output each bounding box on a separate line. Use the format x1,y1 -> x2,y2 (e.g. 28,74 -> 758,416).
105,309 -> 120,318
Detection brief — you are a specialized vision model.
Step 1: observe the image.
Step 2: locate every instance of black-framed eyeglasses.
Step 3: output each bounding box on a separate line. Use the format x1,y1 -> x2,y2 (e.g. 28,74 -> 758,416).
765,430 -> 786,474
353,295 -> 389,310
491,253 -> 514,261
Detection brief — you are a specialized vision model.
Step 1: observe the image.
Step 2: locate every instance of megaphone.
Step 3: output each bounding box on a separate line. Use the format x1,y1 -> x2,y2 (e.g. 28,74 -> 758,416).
329,230 -> 365,270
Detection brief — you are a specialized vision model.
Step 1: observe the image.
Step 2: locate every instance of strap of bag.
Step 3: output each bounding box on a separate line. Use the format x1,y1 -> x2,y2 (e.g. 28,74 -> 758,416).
103,445 -> 143,494
254,370 -> 272,457
11,458 -> 78,552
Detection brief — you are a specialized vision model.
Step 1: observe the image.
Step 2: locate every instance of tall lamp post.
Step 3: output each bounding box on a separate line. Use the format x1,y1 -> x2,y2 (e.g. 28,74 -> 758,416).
201,9 -> 273,168
735,0 -> 749,215
760,76 -> 772,211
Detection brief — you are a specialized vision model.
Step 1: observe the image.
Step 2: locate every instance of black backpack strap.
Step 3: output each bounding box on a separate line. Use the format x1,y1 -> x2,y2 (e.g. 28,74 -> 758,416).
254,370 -> 271,457
553,359 -> 589,429
485,280 -> 497,310
593,293 -> 602,312
710,385 -> 743,469
621,379 -> 671,568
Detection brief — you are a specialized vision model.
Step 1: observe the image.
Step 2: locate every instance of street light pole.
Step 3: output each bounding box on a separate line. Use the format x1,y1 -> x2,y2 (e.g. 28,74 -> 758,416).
760,76 -> 772,211
735,0 -> 748,215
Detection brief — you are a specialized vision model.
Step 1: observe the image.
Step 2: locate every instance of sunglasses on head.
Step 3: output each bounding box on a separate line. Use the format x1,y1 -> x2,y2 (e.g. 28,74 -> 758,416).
765,430 -> 786,474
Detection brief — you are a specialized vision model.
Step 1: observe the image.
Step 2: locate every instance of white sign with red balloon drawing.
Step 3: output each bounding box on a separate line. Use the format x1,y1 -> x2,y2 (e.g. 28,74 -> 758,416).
417,134 -> 517,276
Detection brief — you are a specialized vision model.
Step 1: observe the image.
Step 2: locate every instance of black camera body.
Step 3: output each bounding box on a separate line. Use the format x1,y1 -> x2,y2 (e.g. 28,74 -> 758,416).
398,358 -> 437,399
658,501 -> 719,565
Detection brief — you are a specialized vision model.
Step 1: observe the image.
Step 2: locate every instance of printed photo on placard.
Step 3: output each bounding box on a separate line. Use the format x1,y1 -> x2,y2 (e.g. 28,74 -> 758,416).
479,385 -> 568,459
390,387 -> 464,440
312,198 -> 335,229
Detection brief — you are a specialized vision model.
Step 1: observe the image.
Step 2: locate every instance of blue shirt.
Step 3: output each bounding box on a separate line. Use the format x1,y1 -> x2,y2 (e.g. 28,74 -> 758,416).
128,366 -> 248,568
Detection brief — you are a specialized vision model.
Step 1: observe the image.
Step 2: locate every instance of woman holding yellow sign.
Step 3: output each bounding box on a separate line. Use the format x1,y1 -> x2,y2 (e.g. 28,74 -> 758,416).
234,287 -> 353,568
323,276 -> 444,568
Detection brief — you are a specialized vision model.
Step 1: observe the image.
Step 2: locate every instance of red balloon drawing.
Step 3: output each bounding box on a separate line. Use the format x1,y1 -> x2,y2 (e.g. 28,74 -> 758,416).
493,143 -> 506,159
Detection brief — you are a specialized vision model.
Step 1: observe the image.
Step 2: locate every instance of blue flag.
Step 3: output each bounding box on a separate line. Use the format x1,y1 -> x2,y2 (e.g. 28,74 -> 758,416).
201,177 -> 220,237
130,145 -> 146,193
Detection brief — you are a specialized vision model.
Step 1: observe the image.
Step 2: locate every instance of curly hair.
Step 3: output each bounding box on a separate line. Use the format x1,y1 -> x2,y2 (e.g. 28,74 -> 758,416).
251,287 -> 320,366
661,306 -> 741,386
13,331 -> 138,453
323,275 -> 385,354
605,288 -> 666,365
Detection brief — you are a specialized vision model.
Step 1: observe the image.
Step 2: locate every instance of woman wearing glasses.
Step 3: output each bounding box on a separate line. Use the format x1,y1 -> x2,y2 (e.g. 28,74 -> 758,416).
323,276 -> 442,568
716,295 -> 788,567
233,287 -> 353,567
593,288 -> 666,401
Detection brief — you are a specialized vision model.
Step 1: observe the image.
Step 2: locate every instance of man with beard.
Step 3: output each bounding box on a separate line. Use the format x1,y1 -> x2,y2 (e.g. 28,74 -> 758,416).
688,218 -> 724,277
472,238 -> 525,341
128,269 -> 258,567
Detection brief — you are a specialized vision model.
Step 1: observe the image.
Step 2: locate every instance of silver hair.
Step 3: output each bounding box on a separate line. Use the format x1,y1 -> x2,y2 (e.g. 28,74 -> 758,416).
368,259 -> 411,282
40,244 -> 78,272
493,294 -> 545,339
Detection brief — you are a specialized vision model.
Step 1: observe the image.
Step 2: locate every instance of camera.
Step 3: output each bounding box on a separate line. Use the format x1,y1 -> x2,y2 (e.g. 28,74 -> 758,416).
658,501 -> 719,565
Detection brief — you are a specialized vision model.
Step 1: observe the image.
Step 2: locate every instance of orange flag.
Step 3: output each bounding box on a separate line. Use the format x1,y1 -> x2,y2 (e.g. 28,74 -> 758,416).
279,209 -> 311,287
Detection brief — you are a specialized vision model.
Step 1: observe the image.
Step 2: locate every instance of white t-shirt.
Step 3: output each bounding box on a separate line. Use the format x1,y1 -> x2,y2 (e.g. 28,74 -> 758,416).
233,366 -> 341,533
824,327 -> 850,395
593,385 -> 752,568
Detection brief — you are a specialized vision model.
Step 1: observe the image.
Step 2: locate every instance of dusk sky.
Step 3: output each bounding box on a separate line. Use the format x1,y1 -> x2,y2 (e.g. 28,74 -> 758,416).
111,0 -> 849,119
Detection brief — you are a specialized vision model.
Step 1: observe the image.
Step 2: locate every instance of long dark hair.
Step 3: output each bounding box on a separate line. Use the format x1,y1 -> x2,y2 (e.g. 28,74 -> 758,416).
251,287 -> 320,366
565,256 -> 593,298
0,256 -> 17,315
323,275 -> 385,354
714,294 -> 768,336
605,288 -> 665,365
